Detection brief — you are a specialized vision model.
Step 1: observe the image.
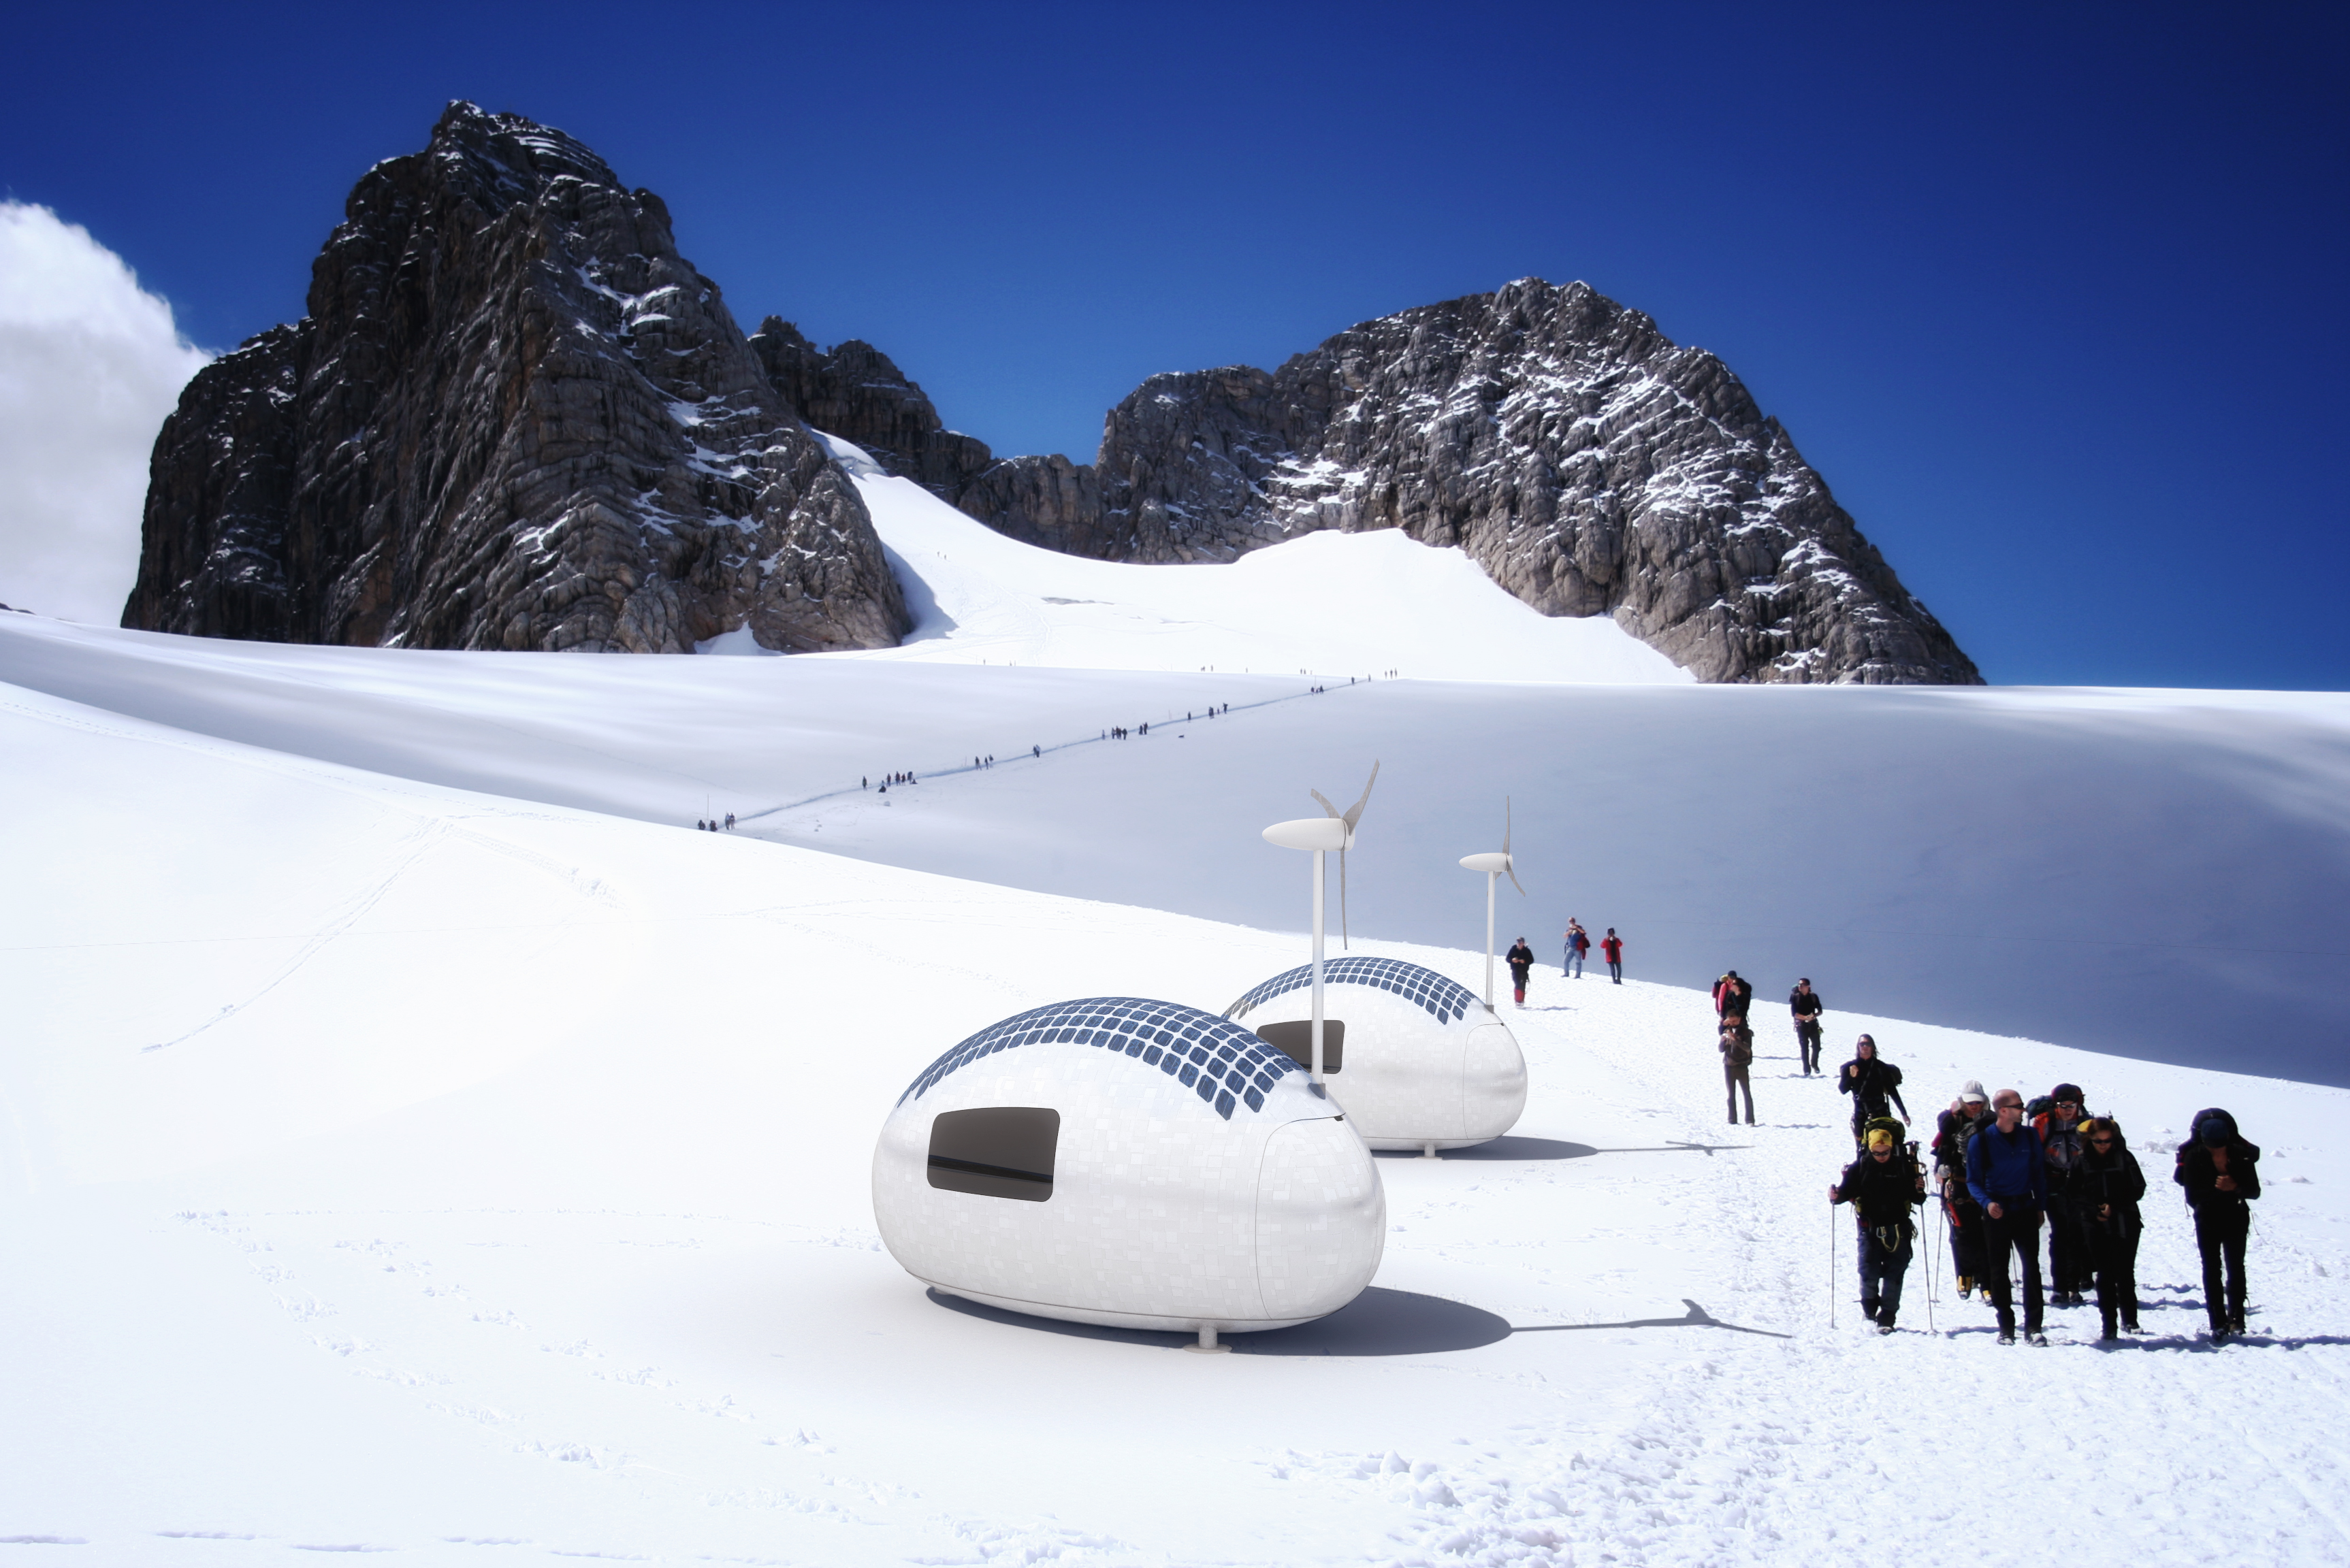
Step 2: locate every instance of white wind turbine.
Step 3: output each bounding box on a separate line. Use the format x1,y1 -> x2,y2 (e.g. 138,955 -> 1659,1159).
1259,762 -> 1379,1085
1458,798 -> 1526,1007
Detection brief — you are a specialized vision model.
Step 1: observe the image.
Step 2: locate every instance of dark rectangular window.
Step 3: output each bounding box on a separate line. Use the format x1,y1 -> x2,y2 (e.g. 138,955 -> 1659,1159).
927,1107 -> 1060,1201
1255,1019 -> 1345,1073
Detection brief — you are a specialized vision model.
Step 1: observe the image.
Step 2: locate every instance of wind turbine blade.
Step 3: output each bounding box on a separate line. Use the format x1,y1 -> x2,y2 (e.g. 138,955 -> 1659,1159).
1507,861 -> 1527,897
1340,760 -> 1381,832
1309,788 -> 1342,819
1503,796 -> 1512,856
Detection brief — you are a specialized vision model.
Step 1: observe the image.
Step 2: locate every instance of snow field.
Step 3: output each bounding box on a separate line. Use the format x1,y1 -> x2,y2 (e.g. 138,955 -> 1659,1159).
3,674 -> 2348,1566
5,607 -> 2348,1086
796,439 -> 1693,685
3,434 -> 2347,1564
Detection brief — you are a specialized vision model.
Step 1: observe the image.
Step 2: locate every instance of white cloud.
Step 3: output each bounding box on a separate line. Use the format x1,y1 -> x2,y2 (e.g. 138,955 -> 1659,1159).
0,203 -> 211,623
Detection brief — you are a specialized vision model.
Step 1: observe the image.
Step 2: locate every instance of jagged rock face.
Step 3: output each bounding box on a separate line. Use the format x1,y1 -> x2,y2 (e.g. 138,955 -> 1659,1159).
126,103 -> 906,654
950,279 -> 1978,684
745,318 -> 994,502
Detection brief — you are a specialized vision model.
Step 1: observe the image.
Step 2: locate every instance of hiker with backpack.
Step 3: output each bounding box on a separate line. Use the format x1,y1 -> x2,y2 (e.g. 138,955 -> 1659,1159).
1789,979 -> 1824,1076
1720,1017 -> 1756,1125
1966,1088 -> 2050,1345
1507,937 -> 1535,1007
1564,919 -> 1590,979
1712,970 -> 1753,1022
2176,1108 -> 2262,1342
1838,1035 -> 1910,1147
2033,1083 -> 2096,1307
1600,928 -> 1624,983
1830,1116 -> 1927,1331
2076,1116 -> 2146,1339
1933,1081 -> 1993,1298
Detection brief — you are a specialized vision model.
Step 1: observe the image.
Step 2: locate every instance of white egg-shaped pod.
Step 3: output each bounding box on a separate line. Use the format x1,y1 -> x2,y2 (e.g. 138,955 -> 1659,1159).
872,996 -> 1385,1335
1223,957 -> 1527,1151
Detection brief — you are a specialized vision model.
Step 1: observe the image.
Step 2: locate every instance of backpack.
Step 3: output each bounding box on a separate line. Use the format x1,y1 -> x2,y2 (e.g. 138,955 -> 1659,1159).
2189,1107 -> 2238,1148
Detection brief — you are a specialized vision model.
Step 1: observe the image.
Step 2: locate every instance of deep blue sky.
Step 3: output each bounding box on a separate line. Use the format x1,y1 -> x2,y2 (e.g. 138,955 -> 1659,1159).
7,2 -> 2344,687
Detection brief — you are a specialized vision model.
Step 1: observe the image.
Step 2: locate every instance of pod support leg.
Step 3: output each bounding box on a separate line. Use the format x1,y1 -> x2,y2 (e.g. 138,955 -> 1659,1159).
1186,1325 -> 1231,1354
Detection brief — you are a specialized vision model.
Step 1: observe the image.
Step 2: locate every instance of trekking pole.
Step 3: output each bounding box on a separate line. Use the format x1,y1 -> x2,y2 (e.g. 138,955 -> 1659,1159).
1926,1205 -> 1939,1333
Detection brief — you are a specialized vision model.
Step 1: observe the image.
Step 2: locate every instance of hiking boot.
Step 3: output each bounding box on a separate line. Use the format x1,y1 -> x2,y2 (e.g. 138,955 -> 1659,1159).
2027,1331 -> 2050,1347
1997,1329 -> 2016,1345
1876,1323 -> 1896,1335
1957,1277 -> 1974,1298
2101,1314 -> 2117,1341
2230,1313 -> 2247,1335
2123,1320 -> 2143,1334
2210,1325 -> 2232,1344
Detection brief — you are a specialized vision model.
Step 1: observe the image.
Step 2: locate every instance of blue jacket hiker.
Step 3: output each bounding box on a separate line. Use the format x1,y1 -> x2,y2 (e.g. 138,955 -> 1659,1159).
1965,1091 -> 2050,1343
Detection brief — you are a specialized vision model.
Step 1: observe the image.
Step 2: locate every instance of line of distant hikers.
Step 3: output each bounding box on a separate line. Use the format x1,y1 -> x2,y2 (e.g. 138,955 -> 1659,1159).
1710,968 -> 2259,1348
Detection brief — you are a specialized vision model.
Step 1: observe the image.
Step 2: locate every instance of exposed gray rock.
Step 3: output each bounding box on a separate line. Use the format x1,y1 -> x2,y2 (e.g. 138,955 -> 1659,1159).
941,279 -> 1978,684
745,318 -> 995,502
126,103 -> 907,654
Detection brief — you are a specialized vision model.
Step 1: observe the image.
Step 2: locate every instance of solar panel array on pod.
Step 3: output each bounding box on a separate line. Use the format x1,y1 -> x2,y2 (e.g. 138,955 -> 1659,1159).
1223,957 -> 1527,1156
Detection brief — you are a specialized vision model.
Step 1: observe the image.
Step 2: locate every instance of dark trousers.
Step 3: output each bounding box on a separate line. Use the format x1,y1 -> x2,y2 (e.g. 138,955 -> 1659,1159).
1981,1203 -> 2044,1335
2047,1196 -> 2092,1297
1946,1195 -> 1986,1286
2087,1224 -> 2141,1333
1511,966 -> 1529,1004
2195,1206 -> 2250,1331
1724,1062 -> 1753,1123
1795,1020 -> 1822,1073
1858,1222 -> 1914,1325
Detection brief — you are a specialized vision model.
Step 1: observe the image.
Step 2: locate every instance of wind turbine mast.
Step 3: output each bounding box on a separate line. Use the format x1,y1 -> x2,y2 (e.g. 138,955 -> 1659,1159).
1458,798 -> 1526,1007
1261,763 -> 1379,1083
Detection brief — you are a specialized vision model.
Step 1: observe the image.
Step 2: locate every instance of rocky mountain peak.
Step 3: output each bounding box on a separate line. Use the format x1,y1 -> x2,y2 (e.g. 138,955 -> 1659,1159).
941,276 -> 1978,684
127,104 -> 906,654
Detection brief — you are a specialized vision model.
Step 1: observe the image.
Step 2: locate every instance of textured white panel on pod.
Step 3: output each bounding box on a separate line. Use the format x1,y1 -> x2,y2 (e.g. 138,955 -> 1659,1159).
871,996 -> 1385,1335
1224,958 -> 1528,1150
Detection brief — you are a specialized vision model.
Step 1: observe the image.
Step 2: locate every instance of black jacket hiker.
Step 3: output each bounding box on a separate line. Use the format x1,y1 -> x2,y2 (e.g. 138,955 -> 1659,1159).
1839,1049 -> 1909,1139
1832,1144 -> 1926,1328
2176,1109 -> 2262,1337
2078,1130 -> 2146,1335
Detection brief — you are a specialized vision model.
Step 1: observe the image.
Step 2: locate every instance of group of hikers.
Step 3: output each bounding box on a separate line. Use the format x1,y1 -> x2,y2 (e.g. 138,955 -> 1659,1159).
1710,969 -> 2262,1346
1500,921 -> 1624,1003
694,814 -> 735,831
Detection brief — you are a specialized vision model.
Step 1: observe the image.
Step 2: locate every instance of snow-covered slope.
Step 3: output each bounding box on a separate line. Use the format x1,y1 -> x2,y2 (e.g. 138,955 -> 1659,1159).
2,674 -> 2347,1565
796,434 -> 1694,683
3,590 -> 2344,1083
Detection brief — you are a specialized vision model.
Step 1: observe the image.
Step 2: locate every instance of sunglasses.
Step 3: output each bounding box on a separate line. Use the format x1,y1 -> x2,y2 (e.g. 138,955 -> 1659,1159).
2090,1135 -> 2114,1144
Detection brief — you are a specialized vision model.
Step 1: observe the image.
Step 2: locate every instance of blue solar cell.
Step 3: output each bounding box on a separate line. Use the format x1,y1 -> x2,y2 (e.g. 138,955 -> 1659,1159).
1223,958 -> 1479,1028
1242,1088 -> 1264,1111
1214,1090 -> 1235,1117
899,997 -> 1300,1114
